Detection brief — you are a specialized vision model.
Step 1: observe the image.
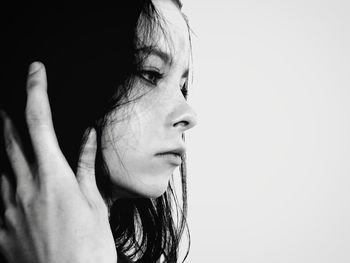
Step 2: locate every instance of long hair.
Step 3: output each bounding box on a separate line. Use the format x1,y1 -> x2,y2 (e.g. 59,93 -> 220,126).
0,2 -> 191,262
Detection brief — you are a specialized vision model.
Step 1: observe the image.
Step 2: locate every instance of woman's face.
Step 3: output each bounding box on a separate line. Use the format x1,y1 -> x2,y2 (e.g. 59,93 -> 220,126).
101,0 -> 197,199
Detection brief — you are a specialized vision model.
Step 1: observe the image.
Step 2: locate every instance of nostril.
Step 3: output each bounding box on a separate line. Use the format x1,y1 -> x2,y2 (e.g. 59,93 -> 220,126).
173,120 -> 189,127
171,103 -> 197,131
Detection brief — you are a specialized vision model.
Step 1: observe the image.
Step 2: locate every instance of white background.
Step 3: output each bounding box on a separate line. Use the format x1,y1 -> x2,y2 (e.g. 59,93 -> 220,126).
182,0 -> 350,262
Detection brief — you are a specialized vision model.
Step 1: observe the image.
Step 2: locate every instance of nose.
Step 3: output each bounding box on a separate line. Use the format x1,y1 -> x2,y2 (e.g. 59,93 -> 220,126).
172,102 -> 198,132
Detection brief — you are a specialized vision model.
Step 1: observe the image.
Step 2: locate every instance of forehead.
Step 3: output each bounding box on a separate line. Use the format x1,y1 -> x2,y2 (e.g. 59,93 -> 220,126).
138,0 -> 190,65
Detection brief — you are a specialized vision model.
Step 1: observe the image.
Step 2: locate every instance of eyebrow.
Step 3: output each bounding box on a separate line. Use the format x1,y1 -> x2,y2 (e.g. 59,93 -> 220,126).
137,46 -> 189,79
137,46 -> 172,65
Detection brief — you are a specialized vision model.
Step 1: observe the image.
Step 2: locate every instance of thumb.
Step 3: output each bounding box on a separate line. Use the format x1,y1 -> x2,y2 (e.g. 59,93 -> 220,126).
76,128 -> 100,201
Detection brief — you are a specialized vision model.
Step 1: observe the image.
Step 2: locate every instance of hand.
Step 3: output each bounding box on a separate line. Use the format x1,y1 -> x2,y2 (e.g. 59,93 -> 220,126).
0,62 -> 117,263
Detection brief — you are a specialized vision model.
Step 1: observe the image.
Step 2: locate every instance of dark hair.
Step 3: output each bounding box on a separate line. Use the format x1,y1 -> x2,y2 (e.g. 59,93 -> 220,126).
0,2 -> 191,263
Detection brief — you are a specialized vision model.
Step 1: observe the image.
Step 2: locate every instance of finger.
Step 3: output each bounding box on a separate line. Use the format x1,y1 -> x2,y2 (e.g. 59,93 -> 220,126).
25,62 -> 61,166
0,174 -> 16,209
76,128 -> 101,202
0,111 -> 32,187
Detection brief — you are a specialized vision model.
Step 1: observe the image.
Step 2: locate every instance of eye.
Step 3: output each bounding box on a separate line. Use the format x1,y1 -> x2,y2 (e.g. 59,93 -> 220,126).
181,82 -> 188,99
138,70 -> 164,86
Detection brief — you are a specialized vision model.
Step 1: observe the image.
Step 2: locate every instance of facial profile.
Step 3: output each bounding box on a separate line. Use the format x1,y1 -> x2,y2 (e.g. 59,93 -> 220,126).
0,2 -> 196,262
101,0 -> 197,199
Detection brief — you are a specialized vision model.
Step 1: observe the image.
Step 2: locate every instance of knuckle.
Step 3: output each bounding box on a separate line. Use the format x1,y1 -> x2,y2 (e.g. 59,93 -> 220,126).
77,161 -> 94,175
25,106 -> 45,128
27,76 -> 40,89
25,87 -> 50,123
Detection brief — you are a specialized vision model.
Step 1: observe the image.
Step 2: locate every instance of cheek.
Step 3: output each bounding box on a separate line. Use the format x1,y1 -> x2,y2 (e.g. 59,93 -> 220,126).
100,110 -> 173,198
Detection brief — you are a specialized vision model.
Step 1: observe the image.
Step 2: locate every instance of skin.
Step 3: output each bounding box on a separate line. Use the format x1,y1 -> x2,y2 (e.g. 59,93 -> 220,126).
0,64 -> 116,263
103,0 -> 197,199
0,1 -> 196,262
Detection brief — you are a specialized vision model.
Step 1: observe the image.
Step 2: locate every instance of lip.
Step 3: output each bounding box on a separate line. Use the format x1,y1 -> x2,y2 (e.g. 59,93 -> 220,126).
156,146 -> 185,157
155,147 -> 185,166
156,152 -> 183,165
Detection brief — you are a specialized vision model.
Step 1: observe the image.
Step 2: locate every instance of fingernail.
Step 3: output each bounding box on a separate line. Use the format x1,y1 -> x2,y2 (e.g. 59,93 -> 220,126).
28,62 -> 42,76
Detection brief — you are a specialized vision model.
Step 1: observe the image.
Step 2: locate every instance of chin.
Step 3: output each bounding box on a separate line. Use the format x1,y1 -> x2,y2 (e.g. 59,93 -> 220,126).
131,178 -> 170,199
109,172 -> 172,199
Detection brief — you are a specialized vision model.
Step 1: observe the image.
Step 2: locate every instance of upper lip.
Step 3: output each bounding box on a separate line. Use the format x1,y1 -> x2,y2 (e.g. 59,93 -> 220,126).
156,146 -> 186,158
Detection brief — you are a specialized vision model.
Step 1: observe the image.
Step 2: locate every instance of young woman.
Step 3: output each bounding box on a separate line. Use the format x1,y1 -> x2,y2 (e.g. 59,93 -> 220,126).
0,1 -> 197,262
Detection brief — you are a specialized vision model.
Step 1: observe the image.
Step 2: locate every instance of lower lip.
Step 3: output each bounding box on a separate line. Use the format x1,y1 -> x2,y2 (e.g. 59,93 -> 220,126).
156,153 -> 182,166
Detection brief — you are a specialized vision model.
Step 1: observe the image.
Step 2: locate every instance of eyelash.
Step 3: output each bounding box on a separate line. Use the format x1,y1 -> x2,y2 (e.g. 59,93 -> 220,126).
181,82 -> 188,99
138,70 -> 164,86
138,69 -> 188,99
